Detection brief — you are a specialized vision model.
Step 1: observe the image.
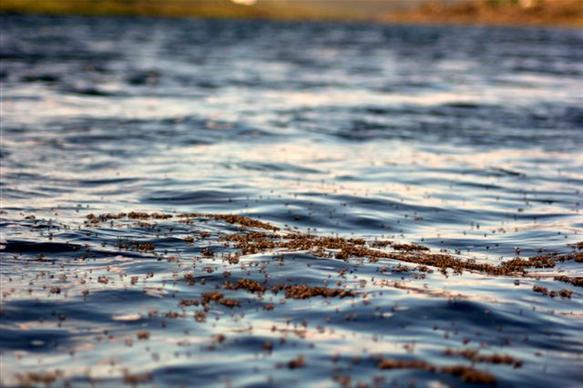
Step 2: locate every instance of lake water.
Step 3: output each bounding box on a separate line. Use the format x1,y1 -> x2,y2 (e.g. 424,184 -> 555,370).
1,15 -> 582,387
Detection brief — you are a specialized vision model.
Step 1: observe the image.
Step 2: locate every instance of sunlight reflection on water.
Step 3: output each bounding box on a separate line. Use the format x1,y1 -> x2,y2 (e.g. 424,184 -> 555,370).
1,15 -> 582,387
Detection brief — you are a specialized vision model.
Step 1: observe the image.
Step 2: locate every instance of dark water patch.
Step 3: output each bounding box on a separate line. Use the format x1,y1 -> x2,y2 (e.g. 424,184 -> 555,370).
77,177 -> 140,186
20,73 -> 61,83
2,240 -> 83,254
142,189 -> 249,206
62,86 -> 123,97
289,102 -> 583,150
1,299 -> 117,326
0,328 -> 73,352
236,161 -> 322,175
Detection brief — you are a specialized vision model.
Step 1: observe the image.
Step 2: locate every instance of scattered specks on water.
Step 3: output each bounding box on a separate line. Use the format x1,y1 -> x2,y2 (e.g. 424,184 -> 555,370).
1,14 -> 583,387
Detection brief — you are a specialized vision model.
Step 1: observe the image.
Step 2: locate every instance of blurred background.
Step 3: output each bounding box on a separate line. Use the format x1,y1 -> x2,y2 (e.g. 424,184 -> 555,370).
1,0 -> 582,27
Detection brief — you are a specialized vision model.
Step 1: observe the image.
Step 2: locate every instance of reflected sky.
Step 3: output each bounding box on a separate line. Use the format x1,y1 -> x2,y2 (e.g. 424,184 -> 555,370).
1,15 -> 582,387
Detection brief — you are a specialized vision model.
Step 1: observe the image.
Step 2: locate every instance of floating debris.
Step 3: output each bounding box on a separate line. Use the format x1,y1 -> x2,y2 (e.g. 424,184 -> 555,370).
444,348 -> 523,368
378,358 -> 496,384
2,211 -> 580,386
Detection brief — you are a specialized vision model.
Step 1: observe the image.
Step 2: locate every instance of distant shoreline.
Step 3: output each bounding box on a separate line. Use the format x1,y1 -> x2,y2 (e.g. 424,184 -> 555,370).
1,0 -> 581,29
383,0 -> 583,29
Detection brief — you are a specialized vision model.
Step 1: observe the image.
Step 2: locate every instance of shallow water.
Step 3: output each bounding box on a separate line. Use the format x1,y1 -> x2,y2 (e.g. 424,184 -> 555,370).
1,15 -> 582,387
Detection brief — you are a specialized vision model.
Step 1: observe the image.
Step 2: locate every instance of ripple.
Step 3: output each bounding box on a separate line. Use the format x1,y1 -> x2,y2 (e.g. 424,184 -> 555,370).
2,15 -> 582,386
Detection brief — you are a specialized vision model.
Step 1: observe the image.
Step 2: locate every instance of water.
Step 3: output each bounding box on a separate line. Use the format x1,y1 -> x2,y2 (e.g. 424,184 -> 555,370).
1,15 -> 582,387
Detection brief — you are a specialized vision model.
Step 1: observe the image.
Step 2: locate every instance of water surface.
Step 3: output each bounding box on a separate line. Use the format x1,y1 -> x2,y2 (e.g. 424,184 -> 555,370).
1,15 -> 582,387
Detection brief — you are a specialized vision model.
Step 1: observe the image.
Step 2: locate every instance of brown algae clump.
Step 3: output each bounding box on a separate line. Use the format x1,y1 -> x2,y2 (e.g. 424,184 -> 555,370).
222,227 -> 578,277
378,358 -> 496,384
554,276 -> 583,287
83,211 -> 581,280
533,285 -> 573,298
86,211 -> 279,231
284,355 -> 305,369
123,372 -> 152,384
224,279 -> 266,294
272,284 -> 355,299
444,348 -> 523,368
177,212 -> 279,231
199,292 -> 241,308
16,371 -> 63,386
